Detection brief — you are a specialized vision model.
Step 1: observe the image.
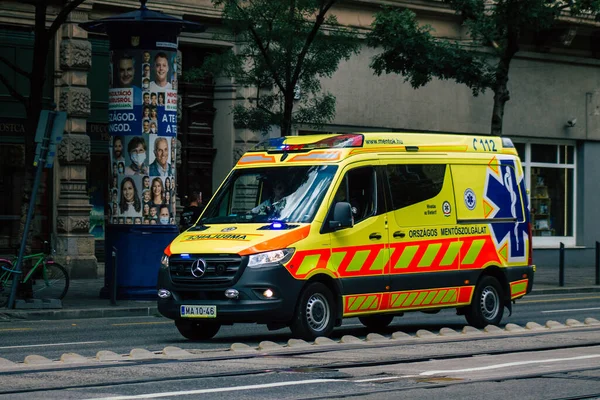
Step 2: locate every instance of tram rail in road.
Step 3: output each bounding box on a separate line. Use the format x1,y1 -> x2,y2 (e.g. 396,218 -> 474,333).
1,318 -> 600,400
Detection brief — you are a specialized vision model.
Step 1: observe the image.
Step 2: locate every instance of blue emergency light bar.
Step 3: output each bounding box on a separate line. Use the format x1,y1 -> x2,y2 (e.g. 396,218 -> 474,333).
252,134 -> 364,153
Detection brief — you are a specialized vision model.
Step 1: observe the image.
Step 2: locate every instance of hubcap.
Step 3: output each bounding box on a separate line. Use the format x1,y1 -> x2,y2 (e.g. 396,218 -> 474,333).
305,293 -> 330,332
480,286 -> 499,321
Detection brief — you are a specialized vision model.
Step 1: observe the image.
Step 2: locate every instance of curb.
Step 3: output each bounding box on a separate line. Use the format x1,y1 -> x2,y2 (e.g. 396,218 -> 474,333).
529,286 -> 600,295
0,306 -> 159,321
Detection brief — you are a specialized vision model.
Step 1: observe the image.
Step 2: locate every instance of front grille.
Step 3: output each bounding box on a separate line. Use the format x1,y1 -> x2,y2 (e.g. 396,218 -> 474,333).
169,254 -> 242,285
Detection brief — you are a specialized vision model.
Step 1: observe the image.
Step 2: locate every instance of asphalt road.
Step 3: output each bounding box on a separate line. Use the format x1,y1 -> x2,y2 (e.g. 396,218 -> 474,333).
0,292 -> 599,363
1,318 -> 600,400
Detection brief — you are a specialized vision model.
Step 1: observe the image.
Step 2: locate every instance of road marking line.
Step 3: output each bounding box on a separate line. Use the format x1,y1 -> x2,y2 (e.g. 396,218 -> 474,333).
111,322 -> 172,327
419,354 -> 600,376
84,379 -> 341,399
355,376 -> 414,382
520,295 -> 600,304
542,307 -> 600,314
0,341 -> 105,350
0,328 -> 33,332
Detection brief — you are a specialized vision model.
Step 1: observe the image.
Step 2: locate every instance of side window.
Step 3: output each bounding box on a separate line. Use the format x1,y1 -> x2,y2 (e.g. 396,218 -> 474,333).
386,164 -> 446,210
333,167 -> 376,223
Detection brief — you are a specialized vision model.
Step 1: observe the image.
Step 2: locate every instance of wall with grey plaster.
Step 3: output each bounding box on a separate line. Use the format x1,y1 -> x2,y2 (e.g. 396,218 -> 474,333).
320,45 -> 600,140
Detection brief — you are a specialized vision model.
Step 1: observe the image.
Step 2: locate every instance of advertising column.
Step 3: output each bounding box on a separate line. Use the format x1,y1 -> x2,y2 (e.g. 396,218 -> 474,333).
108,47 -> 178,226
80,1 -> 202,300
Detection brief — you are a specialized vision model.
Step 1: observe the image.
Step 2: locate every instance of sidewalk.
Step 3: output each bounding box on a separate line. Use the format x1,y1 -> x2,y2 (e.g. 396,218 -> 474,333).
1,263 -> 599,321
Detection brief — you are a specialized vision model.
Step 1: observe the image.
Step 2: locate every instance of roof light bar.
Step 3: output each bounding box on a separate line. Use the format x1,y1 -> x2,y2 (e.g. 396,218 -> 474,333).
253,134 -> 364,153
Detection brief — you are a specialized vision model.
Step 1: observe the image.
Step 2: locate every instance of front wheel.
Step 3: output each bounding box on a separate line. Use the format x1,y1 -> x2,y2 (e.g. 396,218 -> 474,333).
465,276 -> 504,328
175,320 -> 221,341
290,282 -> 336,340
31,262 -> 69,301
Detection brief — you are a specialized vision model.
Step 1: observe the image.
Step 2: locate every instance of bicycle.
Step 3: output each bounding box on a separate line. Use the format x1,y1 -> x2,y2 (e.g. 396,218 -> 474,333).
0,241 -> 70,307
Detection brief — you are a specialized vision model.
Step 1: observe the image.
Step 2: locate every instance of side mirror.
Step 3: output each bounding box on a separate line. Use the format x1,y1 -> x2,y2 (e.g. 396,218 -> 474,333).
329,202 -> 353,231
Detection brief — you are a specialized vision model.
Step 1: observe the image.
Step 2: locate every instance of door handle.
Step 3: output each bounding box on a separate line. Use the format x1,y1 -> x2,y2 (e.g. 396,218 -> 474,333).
393,231 -> 405,238
369,233 -> 382,240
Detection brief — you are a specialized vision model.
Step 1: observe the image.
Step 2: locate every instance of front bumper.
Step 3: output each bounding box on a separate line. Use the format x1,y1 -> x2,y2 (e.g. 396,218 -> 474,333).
157,263 -> 304,324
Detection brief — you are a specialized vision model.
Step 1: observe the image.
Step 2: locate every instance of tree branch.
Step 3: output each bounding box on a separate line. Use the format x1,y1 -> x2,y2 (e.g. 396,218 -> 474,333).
234,2 -> 286,92
291,0 -> 335,88
0,55 -> 31,79
0,72 -> 27,105
49,0 -> 87,37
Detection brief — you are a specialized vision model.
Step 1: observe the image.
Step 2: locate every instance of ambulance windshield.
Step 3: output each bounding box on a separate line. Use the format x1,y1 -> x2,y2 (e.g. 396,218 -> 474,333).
200,165 -> 337,224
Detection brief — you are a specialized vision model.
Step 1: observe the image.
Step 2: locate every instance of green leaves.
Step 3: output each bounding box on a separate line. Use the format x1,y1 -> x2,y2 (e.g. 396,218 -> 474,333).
198,0 -> 360,135
367,1 -> 600,135
367,8 -> 494,95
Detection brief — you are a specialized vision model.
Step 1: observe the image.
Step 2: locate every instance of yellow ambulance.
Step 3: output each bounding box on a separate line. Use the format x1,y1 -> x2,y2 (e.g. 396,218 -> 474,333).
157,132 -> 534,340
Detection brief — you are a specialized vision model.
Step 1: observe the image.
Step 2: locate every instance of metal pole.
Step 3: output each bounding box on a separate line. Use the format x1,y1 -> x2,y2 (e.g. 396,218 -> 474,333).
596,242 -> 600,285
7,111 -> 56,309
111,246 -> 117,306
559,242 -> 565,287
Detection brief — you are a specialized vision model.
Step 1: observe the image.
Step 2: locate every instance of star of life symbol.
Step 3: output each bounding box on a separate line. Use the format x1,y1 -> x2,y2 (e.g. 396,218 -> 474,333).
442,201 -> 451,217
464,189 -> 476,210
484,158 -> 529,263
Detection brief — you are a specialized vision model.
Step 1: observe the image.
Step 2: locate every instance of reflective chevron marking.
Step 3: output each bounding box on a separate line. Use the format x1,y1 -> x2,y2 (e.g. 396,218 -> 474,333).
345,294 -> 380,313
394,245 -> 418,269
346,250 -> 370,272
343,287 -> 474,316
328,252 -> 346,272
391,293 -> 408,308
418,243 -> 442,267
296,254 -> 322,276
462,239 -> 486,265
287,235 -> 501,279
371,249 -> 389,271
440,242 -> 462,266
510,279 -> 528,298
432,290 -> 447,304
402,292 -> 418,307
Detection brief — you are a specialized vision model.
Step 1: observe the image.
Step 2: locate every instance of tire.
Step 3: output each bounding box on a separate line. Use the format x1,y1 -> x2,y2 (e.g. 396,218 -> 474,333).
290,282 -> 335,340
175,320 -> 221,341
465,276 -> 504,328
0,260 -> 15,307
31,262 -> 69,301
358,314 -> 394,330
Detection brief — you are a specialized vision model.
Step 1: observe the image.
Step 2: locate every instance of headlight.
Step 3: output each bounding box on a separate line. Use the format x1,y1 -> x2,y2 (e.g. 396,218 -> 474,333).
247,248 -> 295,268
160,253 -> 169,269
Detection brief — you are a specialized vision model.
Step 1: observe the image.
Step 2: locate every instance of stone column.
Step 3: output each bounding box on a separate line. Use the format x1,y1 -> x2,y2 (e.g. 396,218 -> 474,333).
55,11 -> 98,278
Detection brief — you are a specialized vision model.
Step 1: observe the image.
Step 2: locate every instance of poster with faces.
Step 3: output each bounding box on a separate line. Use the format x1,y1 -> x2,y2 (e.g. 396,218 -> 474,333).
107,48 -> 177,225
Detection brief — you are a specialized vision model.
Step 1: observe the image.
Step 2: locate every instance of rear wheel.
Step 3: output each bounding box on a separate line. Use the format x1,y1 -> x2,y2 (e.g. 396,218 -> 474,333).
175,320 -> 221,341
358,314 -> 394,330
465,276 -> 504,328
0,260 -> 15,307
31,262 -> 69,301
290,282 -> 335,340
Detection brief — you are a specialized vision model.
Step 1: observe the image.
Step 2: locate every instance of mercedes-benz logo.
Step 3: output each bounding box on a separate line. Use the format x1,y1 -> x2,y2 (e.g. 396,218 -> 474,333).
190,258 -> 207,278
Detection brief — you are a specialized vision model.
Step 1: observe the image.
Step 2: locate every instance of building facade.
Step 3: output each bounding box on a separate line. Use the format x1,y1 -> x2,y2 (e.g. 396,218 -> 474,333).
1,0 -> 599,276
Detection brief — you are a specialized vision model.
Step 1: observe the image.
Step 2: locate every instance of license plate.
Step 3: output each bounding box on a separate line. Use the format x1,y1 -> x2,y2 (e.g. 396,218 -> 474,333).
180,305 -> 217,318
